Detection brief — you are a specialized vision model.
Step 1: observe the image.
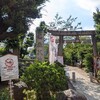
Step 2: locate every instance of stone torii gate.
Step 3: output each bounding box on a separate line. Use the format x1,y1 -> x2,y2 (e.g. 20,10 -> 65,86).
48,30 -> 98,57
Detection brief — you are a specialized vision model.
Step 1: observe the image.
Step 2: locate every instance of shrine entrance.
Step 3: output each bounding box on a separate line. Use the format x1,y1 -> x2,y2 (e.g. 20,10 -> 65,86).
48,29 -> 98,77
48,30 -> 97,57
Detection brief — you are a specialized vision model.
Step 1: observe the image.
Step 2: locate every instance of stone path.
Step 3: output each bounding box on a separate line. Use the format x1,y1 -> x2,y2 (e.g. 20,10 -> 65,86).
64,66 -> 100,100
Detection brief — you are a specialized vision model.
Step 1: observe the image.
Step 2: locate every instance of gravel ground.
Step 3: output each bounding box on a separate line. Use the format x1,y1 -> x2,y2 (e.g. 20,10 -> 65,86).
64,66 -> 100,100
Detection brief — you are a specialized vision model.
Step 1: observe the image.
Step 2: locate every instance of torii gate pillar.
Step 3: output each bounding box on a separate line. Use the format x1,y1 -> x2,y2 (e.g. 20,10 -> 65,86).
91,34 -> 98,77
57,36 -> 64,64
91,34 -> 98,56
58,36 -> 63,56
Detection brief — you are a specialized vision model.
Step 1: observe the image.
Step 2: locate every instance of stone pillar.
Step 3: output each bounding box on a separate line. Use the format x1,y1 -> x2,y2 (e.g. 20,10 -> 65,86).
91,34 -> 98,56
58,36 -> 63,56
36,27 -> 44,61
57,36 -> 64,64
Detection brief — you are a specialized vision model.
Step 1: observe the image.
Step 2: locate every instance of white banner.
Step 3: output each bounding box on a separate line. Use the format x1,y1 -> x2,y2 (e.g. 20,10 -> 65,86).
0,54 -> 19,81
49,35 -> 58,64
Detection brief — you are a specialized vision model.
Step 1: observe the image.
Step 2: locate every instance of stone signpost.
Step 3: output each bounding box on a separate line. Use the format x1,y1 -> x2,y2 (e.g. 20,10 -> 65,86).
36,27 -> 44,61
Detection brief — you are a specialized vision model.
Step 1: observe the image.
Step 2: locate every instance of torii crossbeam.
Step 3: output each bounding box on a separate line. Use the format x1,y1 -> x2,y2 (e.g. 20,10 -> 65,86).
48,30 -> 96,36
48,29 -> 97,57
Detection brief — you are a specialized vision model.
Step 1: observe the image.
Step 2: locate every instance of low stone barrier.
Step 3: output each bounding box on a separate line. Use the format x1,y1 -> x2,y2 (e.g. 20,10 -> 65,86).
56,89 -> 87,100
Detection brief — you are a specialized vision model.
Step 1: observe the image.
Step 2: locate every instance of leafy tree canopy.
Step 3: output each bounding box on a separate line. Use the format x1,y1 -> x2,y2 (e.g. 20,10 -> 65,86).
48,13 -> 82,40
48,13 -> 82,31
0,0 -> 48,39
93,8 -> 100,41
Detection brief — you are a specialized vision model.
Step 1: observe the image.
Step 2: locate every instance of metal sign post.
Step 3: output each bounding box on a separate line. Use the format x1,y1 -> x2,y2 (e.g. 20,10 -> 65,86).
9,79 -> 14,100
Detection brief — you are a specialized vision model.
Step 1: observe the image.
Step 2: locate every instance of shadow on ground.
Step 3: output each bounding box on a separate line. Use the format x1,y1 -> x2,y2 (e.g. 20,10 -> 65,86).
71,78 -> 100,100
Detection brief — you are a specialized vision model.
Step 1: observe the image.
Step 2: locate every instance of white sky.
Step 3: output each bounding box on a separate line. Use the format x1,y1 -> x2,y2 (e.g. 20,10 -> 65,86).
29,0 -> 100,32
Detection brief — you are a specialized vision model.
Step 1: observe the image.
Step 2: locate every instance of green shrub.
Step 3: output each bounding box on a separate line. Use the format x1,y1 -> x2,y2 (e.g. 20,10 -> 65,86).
23,89 -> 36,100
0,87 -> 10,100
83,53 -> 93,72
63,44 -> 73,65
21,60 -> 68,100
63,43 -> 93,67
97,42 -> 100,55
97,70 -> 100,82
0,47 -> 6,55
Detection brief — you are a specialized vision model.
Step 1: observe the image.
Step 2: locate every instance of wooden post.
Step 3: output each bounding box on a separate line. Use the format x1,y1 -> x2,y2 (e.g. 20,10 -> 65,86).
89,72 -> 93,82
9,79 -> 14,100
72,72 -> 76,82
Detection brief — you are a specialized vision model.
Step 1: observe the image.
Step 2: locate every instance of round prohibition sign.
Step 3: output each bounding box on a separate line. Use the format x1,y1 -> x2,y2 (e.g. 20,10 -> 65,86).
5,58 -> 14,70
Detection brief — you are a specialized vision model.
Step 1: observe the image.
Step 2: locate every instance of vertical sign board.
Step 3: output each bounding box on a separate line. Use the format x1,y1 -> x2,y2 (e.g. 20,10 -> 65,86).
49,35 -> 58,64
94,56 -> 100,70
0,54 -> 19,81
93,56 -> 100,77
36,29 -> 44,61
96,57 -> 100,69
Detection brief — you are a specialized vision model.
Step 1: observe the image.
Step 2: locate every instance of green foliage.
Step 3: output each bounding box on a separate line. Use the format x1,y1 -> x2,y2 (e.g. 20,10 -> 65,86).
3,38 -> 19,49
93,8 -> 100,41
97,42 -> 100,55
62,15 -> 82,31
0,47 -> 6,55
63,43 -> 93,67
63,44 -> 74,65
24,32 -> 34,47
44,44 -> 49,59
0,0 -> 48,36
40,21 -> 48,33
0,0 -> 48,57
97,70 -> 100,82
48,13 -> 64,30
64,43 -> 80,65
83,53 -> 93,72
77,44 -> 92,59
93,8 -> 100,28
2,32 -> 34,58
48,13 -> 82,31
20,32 -> 34,58
21,60 -> 68,100
0,88 -> 10,100
23,89 -> 56,100
23,89 -> 36,100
